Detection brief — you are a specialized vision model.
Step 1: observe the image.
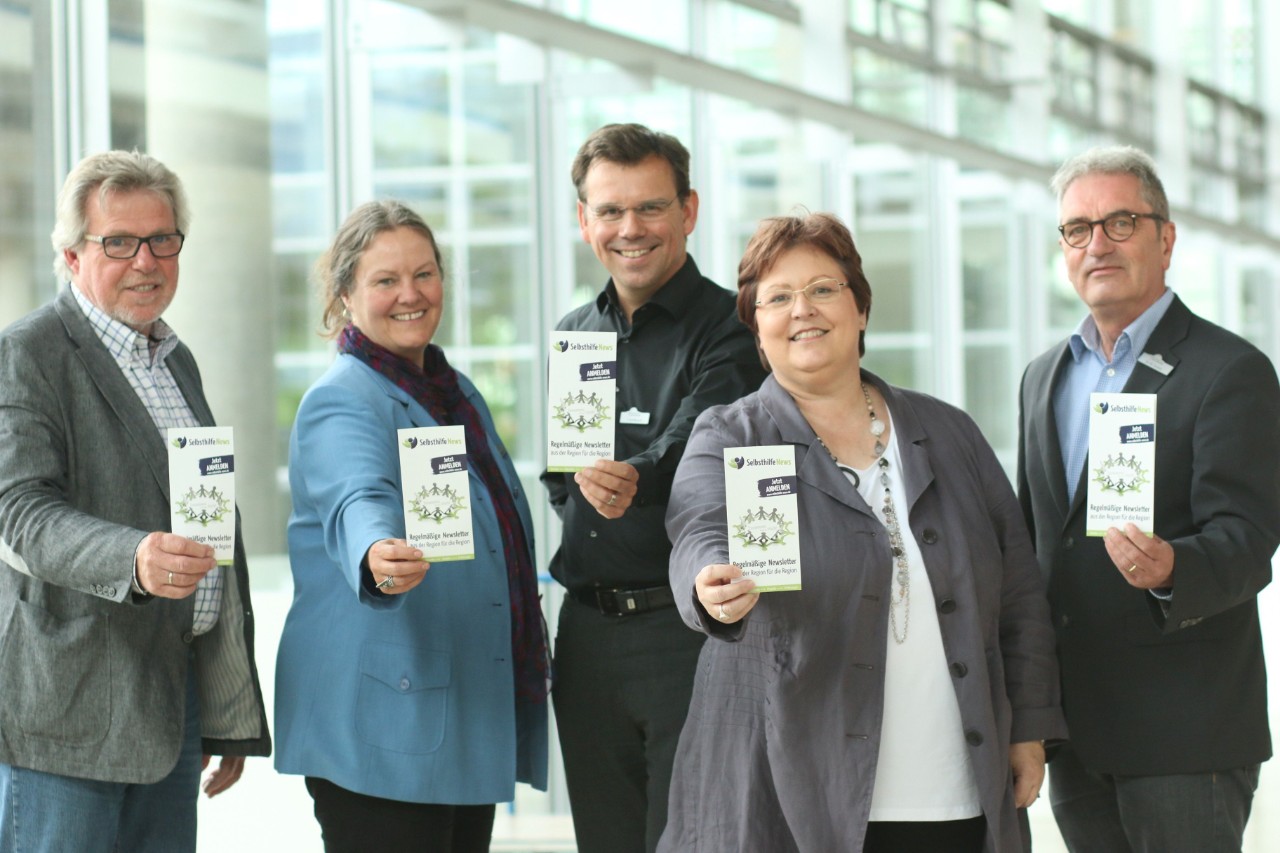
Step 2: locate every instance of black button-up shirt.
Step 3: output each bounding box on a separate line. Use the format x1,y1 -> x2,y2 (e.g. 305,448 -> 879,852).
542,256 -> 767,592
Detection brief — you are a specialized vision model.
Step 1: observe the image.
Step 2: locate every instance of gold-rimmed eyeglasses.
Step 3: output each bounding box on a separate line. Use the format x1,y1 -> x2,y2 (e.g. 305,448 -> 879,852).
755,278 -> 848,312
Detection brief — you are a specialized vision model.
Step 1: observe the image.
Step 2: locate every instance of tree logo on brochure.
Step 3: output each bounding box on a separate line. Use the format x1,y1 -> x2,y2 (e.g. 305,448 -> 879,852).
408,483 -> 467,523
1091,453 -> 1150,496
176,485 -> 231,526
732,506 -> 793,551
552,390 -> 611,432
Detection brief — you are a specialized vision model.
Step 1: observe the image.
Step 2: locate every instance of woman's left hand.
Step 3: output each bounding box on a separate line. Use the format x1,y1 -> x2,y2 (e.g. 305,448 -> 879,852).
1010,740 -> 1046,808
694,563 -> 759,625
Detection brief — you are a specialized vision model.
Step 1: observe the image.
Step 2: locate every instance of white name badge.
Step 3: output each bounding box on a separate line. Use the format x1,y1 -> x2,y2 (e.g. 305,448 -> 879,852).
619,407 -> 650,425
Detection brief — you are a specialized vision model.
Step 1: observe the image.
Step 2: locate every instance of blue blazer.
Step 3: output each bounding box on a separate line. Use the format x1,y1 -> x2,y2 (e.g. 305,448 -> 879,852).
274,354 -> 548,803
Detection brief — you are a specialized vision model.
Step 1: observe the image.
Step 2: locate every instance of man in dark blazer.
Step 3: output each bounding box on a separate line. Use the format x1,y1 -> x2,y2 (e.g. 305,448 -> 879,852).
1018,145 -> 1280,852
0,151 -> 270,852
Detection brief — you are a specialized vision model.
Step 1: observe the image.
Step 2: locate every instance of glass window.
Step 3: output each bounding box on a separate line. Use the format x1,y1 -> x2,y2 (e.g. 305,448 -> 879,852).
0,0 -> 42,326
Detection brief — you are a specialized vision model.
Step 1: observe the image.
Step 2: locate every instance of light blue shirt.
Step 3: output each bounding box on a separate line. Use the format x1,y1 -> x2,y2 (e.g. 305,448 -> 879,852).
1054,288 -> 1175,504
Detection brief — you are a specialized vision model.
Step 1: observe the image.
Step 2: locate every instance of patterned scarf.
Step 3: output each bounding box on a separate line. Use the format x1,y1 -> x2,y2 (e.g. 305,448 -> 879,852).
338,324 -> 548,703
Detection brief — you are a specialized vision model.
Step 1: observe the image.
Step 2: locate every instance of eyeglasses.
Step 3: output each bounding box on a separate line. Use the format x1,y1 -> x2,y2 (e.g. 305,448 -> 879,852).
755,278 -> 849,312
85,232 -> 186,259
585,198 -> 678,222
1058,213 -> 1163,249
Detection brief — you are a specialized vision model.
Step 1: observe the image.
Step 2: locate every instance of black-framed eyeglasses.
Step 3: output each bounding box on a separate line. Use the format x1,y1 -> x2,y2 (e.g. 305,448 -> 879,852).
755,278 -> 849,312
585,198 -> 678,222
1058,213 -> 1163,249
84,232 -> 186,259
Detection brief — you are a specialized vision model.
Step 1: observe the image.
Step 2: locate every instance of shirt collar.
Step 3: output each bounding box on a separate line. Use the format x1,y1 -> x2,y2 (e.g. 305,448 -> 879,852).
1067,287 -> 1175,363
69,283 -> 180,367
595,255 -> 704,320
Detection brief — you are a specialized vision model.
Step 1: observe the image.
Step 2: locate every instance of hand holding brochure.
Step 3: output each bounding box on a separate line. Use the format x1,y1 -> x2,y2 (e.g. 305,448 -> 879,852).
168,426 -> 235,564
398,425 -> 474,561
724,445 -> 802,592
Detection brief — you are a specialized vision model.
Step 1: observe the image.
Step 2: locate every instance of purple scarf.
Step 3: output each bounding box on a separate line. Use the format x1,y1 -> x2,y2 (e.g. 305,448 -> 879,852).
339,324 -> 548,703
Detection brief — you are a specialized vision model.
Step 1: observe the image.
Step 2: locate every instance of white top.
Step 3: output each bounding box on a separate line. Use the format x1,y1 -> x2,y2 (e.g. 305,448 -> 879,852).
843,415 -> 981,821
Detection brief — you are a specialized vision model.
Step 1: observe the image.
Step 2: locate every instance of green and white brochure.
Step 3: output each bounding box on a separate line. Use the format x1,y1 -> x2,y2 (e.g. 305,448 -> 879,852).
724,445 -> 802,592
547,330 -> 617,472
168,426 -> 235,565
1086,392 -> 1156,536
398,425 -> 473,562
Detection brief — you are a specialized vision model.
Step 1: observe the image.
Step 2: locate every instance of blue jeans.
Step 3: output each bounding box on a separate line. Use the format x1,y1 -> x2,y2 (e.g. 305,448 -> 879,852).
0,663 -> 202,853
1048,742 -> 1260,853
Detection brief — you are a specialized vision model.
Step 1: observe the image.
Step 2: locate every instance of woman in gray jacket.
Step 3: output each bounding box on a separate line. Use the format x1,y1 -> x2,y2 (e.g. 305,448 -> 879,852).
660,213 -> 1066,853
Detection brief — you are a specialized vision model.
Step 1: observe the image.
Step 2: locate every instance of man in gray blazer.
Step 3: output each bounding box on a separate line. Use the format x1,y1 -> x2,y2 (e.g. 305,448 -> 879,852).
0,151 -> 270,852
1018,146 -> 1280,852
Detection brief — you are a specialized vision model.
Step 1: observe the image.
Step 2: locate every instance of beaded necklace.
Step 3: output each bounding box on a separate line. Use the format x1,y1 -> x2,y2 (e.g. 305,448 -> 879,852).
816,383 -> 911,643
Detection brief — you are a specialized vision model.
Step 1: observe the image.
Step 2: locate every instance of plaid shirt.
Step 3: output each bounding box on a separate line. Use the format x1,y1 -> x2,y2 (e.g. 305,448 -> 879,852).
71,285 -> 223,634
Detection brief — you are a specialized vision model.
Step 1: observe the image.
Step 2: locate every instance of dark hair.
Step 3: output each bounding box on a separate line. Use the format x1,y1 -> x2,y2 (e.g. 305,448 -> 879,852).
737,212 -> 872,366
570,123 -> 692,202
317,200 -> 442,337
1050,145 -> 1170,220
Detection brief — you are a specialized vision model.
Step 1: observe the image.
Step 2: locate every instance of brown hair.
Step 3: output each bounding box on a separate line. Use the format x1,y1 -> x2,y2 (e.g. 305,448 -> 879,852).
737,212 -> 872,365
570,123 -> 692,202
317,200 -> 442,337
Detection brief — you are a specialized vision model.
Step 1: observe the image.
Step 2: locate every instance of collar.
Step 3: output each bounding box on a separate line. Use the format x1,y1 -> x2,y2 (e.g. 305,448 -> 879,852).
69,283 -> 179,367
594,255 -> 705,320
1068,287 -> 1175,363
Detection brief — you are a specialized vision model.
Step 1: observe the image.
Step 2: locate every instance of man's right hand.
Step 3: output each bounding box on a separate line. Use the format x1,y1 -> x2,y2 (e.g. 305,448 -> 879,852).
136,532 -> 217,598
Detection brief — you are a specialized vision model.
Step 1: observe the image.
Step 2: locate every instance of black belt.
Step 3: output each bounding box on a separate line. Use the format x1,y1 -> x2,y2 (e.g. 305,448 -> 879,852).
568,584 -> 675,616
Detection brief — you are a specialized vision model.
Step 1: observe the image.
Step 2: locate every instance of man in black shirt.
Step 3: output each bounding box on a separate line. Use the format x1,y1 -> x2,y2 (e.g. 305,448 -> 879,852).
543,123 -> 766,853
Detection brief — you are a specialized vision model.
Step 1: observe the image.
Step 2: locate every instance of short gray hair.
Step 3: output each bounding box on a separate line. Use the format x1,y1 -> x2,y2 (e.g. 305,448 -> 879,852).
50,150 -> 190,282
1050,145 -> 1170,220
317,200 -> 442,337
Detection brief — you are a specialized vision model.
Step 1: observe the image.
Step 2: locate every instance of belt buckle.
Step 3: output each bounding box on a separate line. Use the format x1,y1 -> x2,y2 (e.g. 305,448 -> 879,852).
595,587 -> 641,616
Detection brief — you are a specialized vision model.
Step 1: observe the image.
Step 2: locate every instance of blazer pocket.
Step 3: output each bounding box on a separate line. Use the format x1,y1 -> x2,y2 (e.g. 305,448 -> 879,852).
0,600 -> 111,745
355,641 -> 451,755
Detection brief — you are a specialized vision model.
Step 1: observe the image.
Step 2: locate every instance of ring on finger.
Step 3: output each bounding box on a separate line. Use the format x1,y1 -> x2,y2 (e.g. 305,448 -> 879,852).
376,575 -> 395,590
1127,564 -> 1138,573
717,604 -> 729,621
607,491 -> 618,507
167,570 -> 174,585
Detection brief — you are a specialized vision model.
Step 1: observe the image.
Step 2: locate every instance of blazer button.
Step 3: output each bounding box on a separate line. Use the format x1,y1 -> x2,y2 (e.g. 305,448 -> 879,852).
1063,535 -> 1075,549
937,598 -> 956,614
922,528 -> 938,544
965,730 -> 983,746
399,678 -> 411,691
1061,614 -> 1070,628
181,631 -> 194,644
589,530 -> 598,538
949,662 -> 968,678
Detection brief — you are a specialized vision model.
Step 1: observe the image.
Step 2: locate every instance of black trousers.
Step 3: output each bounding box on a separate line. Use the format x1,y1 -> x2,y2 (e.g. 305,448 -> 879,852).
863,816 -> 987,853
305,777 -> 495,853
552,598 -> 705,853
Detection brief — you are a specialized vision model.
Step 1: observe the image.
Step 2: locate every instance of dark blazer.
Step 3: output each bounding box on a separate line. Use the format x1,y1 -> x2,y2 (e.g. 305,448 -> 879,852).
0,286 -> 270,784
661,372 -> 1066,853
1017,294 -> 1280,776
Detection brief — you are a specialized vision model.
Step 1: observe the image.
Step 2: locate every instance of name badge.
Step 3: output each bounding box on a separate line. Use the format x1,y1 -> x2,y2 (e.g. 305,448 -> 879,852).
619,407 -> 650,425
1138,352 -> 1174,376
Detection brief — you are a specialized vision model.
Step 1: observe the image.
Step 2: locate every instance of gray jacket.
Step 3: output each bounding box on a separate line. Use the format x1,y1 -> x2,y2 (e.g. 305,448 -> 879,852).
0,286 -> 270,783
660,372 -> 1066,852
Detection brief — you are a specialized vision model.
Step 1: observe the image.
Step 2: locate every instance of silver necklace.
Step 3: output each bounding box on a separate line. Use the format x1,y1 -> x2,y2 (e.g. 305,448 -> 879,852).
817,383 -> 910,643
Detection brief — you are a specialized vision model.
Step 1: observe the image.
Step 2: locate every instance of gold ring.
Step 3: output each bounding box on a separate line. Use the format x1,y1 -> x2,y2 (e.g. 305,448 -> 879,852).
607,492 -> 618,507
1127,564 -> 1138,573
717,604 -> 729,621
167,571 -> 174,585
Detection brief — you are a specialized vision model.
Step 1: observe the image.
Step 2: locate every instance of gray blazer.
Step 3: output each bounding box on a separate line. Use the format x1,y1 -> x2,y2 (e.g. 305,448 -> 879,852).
0,286 -> 270,784
660,372 -> 1066,853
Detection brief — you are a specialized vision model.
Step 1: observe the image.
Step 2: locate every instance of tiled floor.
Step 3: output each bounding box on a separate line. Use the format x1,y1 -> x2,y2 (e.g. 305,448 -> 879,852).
197,571 -> 1280,851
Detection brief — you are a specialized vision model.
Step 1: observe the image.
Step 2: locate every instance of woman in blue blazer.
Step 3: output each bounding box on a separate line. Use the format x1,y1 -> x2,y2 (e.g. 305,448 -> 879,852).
275,201 -> 548,852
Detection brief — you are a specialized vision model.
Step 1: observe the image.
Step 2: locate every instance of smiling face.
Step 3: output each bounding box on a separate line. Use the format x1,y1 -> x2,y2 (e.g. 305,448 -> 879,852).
343,227 -> 443,367
66,189 -> 180,334
756,245 -> 866,394
1059,172 -> 1175,327
577,155 -> 698,319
